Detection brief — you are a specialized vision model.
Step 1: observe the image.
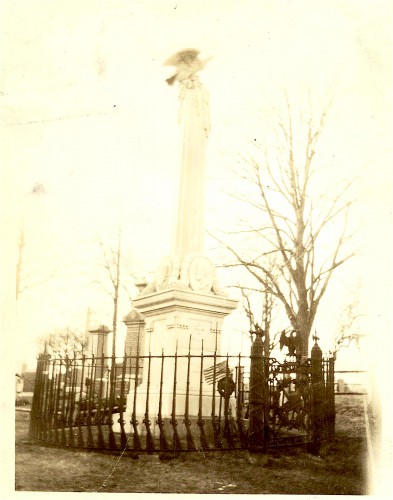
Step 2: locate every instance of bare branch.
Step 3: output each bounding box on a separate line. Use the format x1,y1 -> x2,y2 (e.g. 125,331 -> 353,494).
211,99 -> 354,356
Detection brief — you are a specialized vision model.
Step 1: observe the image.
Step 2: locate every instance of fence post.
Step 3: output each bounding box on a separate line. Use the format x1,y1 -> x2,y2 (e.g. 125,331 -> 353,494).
29,354 -> 46,438
184,337 -> 197,451
326,355 -> 336,440
310,336 -> 325,453
248,327 -> 269,460
236,354 -> 247,448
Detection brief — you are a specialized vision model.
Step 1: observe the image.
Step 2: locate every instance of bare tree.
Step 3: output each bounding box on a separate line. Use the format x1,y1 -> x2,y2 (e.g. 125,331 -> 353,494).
97,227 -> 122,357
16,227 -> 58,301
235,266 -> 284,356
96,227 -> 138,356
236,258 -> 282,356
215,101 -> 355,357
334,297 -> 366,355
15,228 -> 25,301
37,327 -> 88,358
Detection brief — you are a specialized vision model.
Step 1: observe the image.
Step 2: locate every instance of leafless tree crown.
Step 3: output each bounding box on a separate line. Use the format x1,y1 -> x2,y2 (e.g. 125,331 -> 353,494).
215,101 -> 355,356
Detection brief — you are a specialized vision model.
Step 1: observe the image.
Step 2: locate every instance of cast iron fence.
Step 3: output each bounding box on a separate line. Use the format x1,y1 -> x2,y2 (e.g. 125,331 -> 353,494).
29,341 -> 335,454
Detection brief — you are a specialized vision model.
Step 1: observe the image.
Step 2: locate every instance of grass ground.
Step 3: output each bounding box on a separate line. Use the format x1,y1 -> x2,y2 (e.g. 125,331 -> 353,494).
15,396 -> 368,494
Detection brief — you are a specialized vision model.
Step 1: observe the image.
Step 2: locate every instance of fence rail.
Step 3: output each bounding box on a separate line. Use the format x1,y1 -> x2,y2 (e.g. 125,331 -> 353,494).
29,347 -> 335,454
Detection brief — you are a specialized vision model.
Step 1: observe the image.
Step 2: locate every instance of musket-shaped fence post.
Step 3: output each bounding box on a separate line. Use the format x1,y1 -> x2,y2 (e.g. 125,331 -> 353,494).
59,357 -> 68,446
76,354 -> 86,448
211,350 -> 222,449
52,361 -> 62,444
76,354 -> 86,447
118,352 -> 128,449
326,354 -> 336,439
86,357 -> 95,447
171,343 -> 182,452
157,349 -> 169,451
197,340 -> 209,450
131,330 -> 142,451
67,354 -> 78,446
46,357 -> 57,443
41,356 -> 52,441
236,353 -> 247,447
143,351 -> 155,452
107,352 -> 118,449
184,336 -> 197,450
29,354 -> 42,438
223,354 -> 234,449
96,352 -> 106,448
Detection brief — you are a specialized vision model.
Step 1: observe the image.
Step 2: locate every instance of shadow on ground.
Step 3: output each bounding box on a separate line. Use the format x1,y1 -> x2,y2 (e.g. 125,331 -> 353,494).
15,397 -> 368,494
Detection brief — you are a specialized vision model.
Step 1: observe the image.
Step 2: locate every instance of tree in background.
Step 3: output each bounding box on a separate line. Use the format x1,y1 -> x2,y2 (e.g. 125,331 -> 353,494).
37,327 -> 88,358
215,100 -> 355,357
16,227 -> 58,301
334,297 -> 366,355
97,227 -> 122,357
96,227 -> 137,356
235,265 -> 285,356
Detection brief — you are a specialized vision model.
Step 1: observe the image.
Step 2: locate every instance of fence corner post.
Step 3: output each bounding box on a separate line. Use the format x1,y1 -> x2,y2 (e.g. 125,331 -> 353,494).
248,326 -> 269,463
326,355 -> 336,440
310,337 -> 324,454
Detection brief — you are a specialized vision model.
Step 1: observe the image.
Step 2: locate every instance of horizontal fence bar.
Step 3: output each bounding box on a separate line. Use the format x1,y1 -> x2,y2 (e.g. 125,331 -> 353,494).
33,354 -> 334,362
35,354 -> 251,361
334,370 -> 368,374
335,392 -> 367,396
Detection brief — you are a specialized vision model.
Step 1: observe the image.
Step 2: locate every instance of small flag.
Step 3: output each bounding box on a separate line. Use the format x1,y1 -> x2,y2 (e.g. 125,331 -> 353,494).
203,360 -> 230,385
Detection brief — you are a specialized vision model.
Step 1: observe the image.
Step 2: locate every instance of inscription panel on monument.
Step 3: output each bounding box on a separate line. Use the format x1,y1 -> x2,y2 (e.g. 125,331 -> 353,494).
146,317 -> 173,354
188,317 -> 216,354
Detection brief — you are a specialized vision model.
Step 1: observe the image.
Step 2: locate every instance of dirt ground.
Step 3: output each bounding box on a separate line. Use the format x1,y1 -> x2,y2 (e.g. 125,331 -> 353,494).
15,396 -> 369,494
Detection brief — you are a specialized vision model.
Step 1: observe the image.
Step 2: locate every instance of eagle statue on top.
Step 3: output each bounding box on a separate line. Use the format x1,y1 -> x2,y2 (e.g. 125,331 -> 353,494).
164,48 -> 212,86
279,329 -> 298,357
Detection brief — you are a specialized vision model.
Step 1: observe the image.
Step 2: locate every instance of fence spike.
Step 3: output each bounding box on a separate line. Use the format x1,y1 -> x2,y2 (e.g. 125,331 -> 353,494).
223,353 -> 235,449
76,355 -> 86,447
59,359 -> 68,446
94,352 -> 105,448
143,352 -> 156,452
211,351 -> 222,449
105,353 -> 117,450
197,346 -> 209,451
131,348 -> 142,451
184,344 -> 197,451
170,349 -> 182,452
157,351 -> 169,451
236,353 -> 247,447
46,359 -> 57,443
118,352 -> 128,449
67,356 -> 78,447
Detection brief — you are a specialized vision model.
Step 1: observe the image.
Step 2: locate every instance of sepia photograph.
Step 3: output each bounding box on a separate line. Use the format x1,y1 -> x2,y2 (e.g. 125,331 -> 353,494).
1,0 -> 392,497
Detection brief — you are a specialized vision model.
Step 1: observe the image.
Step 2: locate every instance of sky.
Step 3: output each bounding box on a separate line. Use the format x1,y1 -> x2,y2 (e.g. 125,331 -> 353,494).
1,0 -> 392,376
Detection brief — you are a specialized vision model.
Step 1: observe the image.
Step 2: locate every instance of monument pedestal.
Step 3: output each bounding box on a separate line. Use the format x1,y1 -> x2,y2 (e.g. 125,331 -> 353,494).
133,286 -> 238,355
118,286 -> 237,436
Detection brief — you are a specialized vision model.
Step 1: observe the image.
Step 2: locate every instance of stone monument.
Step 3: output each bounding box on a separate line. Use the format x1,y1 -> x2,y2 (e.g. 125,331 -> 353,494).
123,49 -> 237,422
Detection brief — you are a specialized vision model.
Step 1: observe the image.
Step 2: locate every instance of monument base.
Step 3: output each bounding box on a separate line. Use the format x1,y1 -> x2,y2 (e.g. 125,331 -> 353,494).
113,380 -> 238,444
132,286 -> 238,356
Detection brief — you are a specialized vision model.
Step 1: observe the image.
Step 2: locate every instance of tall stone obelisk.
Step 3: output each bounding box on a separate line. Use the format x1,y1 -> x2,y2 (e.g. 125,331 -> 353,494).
129,49 -> 237,353
172,51 -> 210,260
122,50 -> 237,421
